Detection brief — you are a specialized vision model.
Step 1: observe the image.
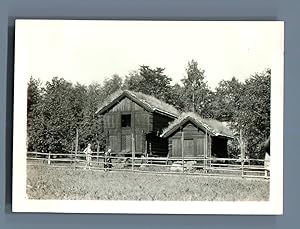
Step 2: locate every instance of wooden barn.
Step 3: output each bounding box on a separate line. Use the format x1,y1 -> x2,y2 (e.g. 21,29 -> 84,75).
95,90 -> 180,156
160,113 -> 233,158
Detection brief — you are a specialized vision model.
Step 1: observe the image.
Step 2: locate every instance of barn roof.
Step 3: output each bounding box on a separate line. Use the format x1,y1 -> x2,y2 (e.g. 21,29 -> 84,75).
95,90 -> 180,118
160,112 -> 234,139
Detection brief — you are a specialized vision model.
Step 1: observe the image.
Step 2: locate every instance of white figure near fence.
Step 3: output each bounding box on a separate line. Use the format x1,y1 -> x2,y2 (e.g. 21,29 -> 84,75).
264,152 -> 270,177
104,148 -> 112,171
84,143 -> 92,170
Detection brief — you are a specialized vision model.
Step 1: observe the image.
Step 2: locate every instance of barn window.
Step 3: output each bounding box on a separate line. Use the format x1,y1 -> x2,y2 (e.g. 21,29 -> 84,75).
121,114 -> 131,127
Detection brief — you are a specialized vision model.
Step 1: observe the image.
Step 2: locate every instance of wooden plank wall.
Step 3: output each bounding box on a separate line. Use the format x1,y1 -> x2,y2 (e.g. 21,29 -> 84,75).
102,97 -> 152,154
168,122 -> 211,158
152,113 -> 174,133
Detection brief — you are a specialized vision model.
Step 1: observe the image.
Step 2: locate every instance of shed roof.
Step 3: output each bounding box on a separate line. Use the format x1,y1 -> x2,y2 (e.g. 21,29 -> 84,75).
95,90 -> 180,118
160,112 -> 234,139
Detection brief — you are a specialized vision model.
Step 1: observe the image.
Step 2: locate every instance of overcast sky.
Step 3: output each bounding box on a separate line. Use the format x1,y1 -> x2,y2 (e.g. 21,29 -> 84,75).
16,20 -> 281,89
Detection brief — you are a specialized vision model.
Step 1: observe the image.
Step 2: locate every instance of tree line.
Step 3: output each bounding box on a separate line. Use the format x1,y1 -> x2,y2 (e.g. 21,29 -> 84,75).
27,60 -> 270,159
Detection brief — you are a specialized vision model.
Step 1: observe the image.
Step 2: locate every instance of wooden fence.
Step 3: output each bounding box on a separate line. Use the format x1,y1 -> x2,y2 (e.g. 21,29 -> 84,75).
27,151 -> 270,179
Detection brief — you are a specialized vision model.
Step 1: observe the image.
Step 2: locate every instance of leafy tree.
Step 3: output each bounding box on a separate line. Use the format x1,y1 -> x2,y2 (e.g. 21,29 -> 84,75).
123,65 -> 173,103
213,77 -> 244,121
26,74 -> 122,154
102,74 -> 123,98
70,83 -> 87,125
212,70 -> 271,159
80,83 -> 106,151
27,77 -> 42,117
27,77 -> 43,151
164,83 -> 185,111
122,70 -> 140,90
39,77 -> 77,154
181,60 -> 214,118
68,83 -> 88,150
233,69 -> 271,159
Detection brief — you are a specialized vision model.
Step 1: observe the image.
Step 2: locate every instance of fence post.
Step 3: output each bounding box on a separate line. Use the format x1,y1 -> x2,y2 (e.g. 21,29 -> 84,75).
265,169 -> 268,178
149,142 -> 152,164
97,141 -> 100,166
204,129 -> 207,173
264,153 -> 270,178
241,159 -> 244,177
74,127 -> 78,170
181,130 -> 184,173
208,134 -> 211,171
47,151 -> 51,165
239,129 -> 245,177
132,133 -> 135,171
104,152 -> 107,172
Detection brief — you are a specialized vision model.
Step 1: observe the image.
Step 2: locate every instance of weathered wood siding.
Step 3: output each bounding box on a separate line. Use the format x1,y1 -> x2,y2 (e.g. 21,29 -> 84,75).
102,97 -> 152,154
152,113 -> 174,133
167,122 -> 211,158
102,97 -> 177,156
143,113 -> 174,156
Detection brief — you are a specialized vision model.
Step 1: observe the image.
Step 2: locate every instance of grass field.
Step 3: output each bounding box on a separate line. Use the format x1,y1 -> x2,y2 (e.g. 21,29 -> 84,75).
27,165 -> 270,201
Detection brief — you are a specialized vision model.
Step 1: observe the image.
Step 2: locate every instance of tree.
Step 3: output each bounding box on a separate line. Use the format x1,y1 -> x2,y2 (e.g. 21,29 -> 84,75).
227,69 -> 271,159
122,70 -> 141,91
27,77 -> 42,118
27,77 -> 42,151
123,65 -> 173,103
181,60 -> 214,118
102,74 -> 123,98
212,70 -> 271,159
80,82 -> 106,151
213,77 -> 244,121
70,83 -> 87,125
237,69 -> 271,159
164,83 -> 185,111
40,77 -> 77,154
68,83 -> 88,150
26,74 -> 122,154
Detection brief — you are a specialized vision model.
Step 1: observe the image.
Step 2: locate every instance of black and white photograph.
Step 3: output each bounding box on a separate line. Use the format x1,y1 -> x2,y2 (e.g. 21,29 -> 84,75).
12,20 -> 283,214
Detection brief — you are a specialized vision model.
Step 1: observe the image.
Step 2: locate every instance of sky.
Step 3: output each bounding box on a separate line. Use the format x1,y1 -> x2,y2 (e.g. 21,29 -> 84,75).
15,20 -> 281,89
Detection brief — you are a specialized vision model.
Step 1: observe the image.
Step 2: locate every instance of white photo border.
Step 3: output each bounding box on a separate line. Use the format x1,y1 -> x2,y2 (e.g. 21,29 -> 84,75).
12,20 -> 284,215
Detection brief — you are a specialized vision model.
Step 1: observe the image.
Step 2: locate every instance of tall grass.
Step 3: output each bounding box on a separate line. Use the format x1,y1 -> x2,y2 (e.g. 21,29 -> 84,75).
27,165 -> 269,201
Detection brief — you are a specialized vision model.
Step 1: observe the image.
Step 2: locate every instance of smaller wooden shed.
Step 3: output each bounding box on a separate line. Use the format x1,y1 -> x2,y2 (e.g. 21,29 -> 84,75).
160,112 -> 234,158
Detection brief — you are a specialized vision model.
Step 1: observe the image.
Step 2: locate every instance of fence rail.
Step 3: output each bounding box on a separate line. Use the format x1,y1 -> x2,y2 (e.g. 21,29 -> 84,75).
27,151 -> 270,179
